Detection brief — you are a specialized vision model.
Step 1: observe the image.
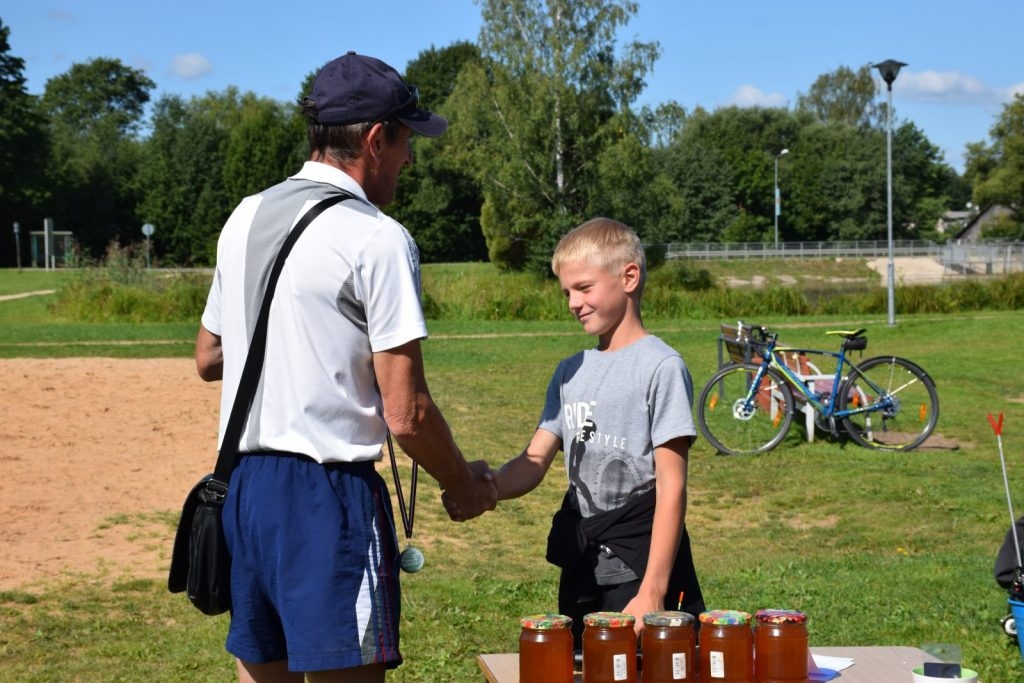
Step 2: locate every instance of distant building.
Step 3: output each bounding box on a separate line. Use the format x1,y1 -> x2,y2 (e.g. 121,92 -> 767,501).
953,205 -> 1014,243
935,210 -> 972,235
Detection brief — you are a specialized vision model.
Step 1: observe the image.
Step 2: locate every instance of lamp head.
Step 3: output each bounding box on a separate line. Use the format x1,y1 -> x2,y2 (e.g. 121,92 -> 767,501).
779,148 -> 789,157
872,59 -> 907,88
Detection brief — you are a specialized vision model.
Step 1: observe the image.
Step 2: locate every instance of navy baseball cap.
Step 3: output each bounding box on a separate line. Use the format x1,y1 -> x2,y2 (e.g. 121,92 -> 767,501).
305,52 -> 448,137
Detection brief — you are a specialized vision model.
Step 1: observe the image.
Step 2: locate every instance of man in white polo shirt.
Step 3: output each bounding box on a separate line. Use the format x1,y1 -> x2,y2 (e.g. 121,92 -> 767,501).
195,51 -> 497,683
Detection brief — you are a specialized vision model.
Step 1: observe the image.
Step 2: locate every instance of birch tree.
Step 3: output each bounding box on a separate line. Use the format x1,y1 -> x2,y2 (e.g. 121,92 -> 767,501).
447,0 -> 658,270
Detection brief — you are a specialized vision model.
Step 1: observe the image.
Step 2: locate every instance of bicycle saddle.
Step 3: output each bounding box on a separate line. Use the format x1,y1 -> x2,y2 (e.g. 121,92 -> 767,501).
825,329 -> 866,340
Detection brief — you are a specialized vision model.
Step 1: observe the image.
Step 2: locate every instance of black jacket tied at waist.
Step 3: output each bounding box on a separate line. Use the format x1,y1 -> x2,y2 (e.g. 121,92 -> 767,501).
546,486 -> 705,623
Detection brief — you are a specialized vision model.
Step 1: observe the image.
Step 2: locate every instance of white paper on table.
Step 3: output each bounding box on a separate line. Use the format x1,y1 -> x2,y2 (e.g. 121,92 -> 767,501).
808,653 -> 855,682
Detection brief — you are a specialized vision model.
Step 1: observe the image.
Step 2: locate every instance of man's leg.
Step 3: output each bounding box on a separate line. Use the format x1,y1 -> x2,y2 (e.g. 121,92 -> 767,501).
307,663 -> 386,683
237,659 -> 386,683
236,658 -> 302,683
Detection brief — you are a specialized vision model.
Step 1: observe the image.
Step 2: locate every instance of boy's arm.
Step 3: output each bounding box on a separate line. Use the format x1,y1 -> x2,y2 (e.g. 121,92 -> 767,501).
623,435 -> 691,632
442,428 -> 561,520
494,428 -> 562,500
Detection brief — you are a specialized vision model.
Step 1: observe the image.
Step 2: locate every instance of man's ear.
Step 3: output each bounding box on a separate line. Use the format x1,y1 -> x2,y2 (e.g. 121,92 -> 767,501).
365,122 -> 385,160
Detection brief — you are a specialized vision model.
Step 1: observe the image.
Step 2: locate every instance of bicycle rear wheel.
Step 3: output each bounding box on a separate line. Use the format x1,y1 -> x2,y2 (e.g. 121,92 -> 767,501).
839,356 -> 939,451
697,363 -> 794,455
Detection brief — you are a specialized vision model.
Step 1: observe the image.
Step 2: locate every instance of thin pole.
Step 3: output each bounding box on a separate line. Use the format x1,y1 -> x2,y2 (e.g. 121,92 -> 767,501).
774,157 -> 780,251
13,223 -> 21,272
886,84 -> 896,327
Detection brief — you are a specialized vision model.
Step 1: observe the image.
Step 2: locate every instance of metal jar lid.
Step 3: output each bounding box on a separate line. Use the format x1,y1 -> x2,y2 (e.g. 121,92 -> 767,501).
643,611 -> 695,628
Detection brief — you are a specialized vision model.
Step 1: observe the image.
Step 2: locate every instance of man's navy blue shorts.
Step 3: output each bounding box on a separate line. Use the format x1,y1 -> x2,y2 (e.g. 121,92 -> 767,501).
222,453 -> 402,672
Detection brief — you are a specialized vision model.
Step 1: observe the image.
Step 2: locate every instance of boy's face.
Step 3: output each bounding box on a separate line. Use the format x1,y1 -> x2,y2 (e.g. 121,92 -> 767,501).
557,260 -> 637,340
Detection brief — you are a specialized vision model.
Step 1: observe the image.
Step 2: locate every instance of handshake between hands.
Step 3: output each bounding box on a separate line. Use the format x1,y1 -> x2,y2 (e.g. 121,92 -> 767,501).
441,460 -> 498,522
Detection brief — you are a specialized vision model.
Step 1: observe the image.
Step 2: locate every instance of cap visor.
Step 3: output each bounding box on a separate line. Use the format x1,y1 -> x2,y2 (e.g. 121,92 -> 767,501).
398,108 -> 448,137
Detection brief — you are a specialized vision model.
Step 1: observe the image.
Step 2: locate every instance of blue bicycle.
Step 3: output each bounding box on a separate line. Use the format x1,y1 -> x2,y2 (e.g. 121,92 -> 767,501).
697,322 -> 939,455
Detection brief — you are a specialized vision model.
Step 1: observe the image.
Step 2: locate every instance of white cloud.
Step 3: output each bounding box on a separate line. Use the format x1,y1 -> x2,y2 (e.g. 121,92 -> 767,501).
1005,82 -> 1024,99
896,70 -> 1023,107
727,84 -> 788,108
170,53 -> 213,80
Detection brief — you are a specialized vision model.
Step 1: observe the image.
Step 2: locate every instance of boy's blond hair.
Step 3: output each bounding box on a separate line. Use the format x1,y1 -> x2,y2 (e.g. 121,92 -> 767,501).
551,218 -> 647,296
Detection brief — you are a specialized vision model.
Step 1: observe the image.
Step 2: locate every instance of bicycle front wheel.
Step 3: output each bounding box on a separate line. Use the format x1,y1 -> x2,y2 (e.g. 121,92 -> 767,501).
697,363 -> 794,455
839,356 -> 939,451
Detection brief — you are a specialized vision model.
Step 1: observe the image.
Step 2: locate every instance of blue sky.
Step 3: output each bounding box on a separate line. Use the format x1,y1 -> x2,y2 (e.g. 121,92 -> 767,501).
6,1 -> 1022,174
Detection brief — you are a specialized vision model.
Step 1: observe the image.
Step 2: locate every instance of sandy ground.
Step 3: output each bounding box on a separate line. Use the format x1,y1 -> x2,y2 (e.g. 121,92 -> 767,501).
723,256 -> 948,288
0,358 -> 221,591
866,256 -> 948,285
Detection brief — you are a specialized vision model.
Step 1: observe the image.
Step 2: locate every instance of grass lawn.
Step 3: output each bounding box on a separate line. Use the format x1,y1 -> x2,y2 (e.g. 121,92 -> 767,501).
1,268 -> 1023,681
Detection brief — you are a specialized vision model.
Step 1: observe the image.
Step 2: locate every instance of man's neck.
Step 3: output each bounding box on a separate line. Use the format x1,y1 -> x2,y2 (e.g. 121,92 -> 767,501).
310,153 -> 366,182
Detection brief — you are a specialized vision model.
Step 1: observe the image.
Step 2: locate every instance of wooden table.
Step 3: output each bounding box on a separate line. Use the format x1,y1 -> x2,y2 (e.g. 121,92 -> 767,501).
478,645 -> 939,682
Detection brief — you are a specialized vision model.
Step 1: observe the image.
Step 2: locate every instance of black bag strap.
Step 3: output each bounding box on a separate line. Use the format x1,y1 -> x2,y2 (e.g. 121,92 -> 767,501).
207,192 -> 355,494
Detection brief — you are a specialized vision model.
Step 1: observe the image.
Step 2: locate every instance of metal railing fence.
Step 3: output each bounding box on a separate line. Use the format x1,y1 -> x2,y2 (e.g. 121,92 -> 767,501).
652,240 -> 1024,275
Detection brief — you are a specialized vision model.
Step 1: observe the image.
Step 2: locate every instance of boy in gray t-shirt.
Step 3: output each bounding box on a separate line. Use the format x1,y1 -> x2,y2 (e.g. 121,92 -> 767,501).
446,217 -> 705,646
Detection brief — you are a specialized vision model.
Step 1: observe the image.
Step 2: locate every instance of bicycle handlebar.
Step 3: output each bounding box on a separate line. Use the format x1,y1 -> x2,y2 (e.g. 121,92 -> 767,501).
737,321 -> 777,348
736,321 -> 870,355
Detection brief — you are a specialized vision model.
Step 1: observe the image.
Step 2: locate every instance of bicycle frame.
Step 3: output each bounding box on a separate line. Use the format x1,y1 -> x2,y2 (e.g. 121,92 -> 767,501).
701,323 -> 938,454
737,337 -> 883,423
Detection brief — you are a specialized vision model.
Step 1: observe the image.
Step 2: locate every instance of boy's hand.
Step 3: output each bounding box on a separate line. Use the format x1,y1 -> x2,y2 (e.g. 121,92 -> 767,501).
622,591 -> 665,636
442,460 -> 497,521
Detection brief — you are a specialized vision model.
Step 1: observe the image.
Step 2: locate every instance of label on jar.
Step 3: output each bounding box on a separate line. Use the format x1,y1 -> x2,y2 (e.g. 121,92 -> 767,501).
613,653 -> 628,680
672,652 -> 686,679
709,650 -> 725,678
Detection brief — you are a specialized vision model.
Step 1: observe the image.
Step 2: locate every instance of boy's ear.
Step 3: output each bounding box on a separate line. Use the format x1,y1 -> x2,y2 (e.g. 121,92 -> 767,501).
622,262 -> 641,293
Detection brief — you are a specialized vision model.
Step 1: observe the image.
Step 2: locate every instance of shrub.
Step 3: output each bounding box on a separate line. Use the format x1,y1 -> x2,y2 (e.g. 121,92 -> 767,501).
48,257 -> 1024,323
52,242 -> 211,323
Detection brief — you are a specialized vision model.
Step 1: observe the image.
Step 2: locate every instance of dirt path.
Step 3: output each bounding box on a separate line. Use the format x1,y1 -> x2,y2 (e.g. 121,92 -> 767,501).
0,358 -> 221,591
0,289 -> 55,302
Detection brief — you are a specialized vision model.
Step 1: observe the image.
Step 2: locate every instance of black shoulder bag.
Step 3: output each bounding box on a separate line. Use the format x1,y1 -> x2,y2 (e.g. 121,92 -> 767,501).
168,192 -> 352,615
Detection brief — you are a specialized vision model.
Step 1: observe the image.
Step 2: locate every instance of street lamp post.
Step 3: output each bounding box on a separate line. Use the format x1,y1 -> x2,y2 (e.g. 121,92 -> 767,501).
12,222 -> 21,271
873,58 -> 906,327
774,148 -> 789,251
141,223 -> 155,269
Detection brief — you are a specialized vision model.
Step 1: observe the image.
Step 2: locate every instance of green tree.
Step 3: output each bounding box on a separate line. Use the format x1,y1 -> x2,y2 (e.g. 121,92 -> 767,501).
643,100 -> 687,149
785,121 -> 887,241
589,110 -> 684,242
657,106 -> 806,242
137,94 -> 229,265
39,58 -> 154,257
221,95 -> 297,202
0,19 -> 48,267
390,42 -> 488,263
891,121 -> 956,237
968,93 -> 1024,235
447,0 -> 659,271
138,88 -> 300,265
796,64 -> 883,129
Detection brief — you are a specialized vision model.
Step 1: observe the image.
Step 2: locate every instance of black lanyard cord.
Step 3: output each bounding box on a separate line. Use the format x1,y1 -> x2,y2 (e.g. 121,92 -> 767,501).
386,431 -> 417,540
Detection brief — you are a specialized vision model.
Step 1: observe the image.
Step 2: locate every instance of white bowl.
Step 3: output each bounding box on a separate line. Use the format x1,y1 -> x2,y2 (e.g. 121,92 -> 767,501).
911,665 -> 978,683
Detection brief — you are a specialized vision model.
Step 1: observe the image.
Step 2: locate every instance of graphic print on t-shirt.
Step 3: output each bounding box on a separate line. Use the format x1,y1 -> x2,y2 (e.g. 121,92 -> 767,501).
565,402 -> 642,517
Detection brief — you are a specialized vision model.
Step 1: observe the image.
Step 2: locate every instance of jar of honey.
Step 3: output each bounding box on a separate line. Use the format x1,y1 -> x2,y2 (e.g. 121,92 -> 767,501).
583,611 -> 638,683
753,609 -> 808,683
642,611 -> 696,681
519,613 -> 574,683
698,610 -> 753,683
